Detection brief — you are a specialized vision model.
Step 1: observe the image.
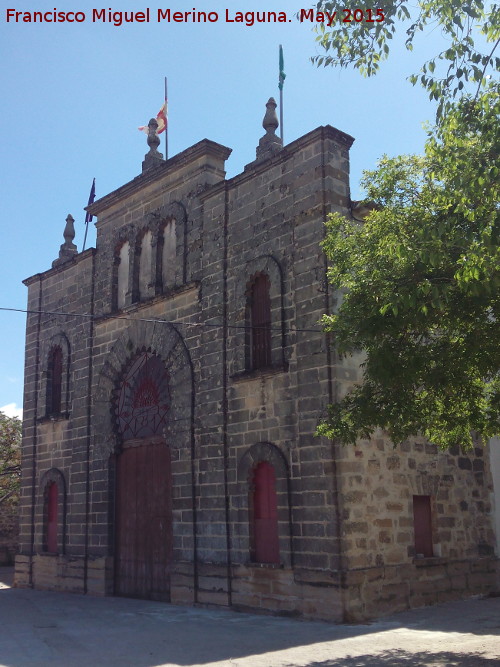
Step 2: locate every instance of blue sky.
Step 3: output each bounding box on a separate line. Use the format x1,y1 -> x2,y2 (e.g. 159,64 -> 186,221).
0,2 -> 443,417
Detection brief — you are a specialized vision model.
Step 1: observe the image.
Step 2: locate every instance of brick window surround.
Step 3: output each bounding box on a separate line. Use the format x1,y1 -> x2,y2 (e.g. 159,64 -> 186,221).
237,442 -> 292,568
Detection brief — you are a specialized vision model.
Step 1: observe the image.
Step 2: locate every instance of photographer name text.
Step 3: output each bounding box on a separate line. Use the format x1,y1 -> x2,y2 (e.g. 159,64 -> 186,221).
5,7 -> 386,27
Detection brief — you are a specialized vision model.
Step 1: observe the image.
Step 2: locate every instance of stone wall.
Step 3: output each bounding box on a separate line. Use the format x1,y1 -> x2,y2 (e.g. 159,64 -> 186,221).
16,249 -> 95,588
344,557 -> 498,621
335,434 -> 498,620
338,438 -> 495,568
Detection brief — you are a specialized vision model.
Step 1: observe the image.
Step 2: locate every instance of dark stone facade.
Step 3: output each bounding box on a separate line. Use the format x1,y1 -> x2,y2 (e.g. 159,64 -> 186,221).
15,114 -> 499,620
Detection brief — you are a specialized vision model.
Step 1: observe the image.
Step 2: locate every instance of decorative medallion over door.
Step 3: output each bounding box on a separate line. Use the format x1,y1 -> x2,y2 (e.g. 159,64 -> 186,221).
116,350 -> 171,440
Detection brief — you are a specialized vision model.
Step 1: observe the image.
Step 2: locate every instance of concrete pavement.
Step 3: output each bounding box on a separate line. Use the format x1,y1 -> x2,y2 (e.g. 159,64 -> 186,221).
1,567 -> 499,666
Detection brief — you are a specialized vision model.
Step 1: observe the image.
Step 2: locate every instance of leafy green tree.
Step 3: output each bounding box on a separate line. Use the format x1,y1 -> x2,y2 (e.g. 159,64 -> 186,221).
311,0 -> 499,448
312,0 -> 499,116
317,92 -> 500,449
0,412 -> 21,506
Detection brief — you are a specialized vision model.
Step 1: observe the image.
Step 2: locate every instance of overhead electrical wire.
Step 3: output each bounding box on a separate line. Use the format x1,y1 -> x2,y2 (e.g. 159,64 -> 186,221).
0,307 -> 325,334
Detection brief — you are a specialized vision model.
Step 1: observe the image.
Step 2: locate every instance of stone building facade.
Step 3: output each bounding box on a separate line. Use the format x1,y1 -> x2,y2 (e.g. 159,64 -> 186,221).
15,100 -> 499,621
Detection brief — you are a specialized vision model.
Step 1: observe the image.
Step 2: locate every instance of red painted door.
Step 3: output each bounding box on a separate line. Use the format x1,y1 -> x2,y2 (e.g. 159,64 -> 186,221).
115,442 -> 172,601
253,462 -> 280,564
46,482 -> 58,553
413,495 -> 433,558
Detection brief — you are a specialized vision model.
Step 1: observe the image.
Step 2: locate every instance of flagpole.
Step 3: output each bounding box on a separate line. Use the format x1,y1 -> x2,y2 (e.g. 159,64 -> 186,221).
82,177 -> 96,252
82,222 -> 89,253
280,84 -> 283,144
279,45 -> 284,144
164,77 -> 168,159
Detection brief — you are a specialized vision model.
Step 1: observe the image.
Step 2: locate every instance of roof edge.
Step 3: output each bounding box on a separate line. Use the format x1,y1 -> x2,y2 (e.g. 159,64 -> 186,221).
86,138 -> 232,217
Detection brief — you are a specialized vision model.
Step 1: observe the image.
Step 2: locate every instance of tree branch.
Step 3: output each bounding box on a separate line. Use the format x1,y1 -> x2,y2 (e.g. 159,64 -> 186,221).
474,37 -> 500,101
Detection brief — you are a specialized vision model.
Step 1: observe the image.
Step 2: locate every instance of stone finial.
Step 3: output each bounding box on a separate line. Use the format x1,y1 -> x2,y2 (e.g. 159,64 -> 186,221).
63,213 -> 76,246
262,97 -> 279,133
52,214 -> 78,268
142,117 -> 164,172
256,97 -> 283,161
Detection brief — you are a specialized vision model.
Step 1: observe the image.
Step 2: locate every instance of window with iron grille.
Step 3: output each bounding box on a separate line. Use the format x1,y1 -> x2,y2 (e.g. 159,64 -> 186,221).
47,345 -> 63,415
250,274 -> 272,370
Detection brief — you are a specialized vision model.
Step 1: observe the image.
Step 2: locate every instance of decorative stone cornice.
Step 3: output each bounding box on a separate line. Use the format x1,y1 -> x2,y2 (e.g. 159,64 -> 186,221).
86,139 -> 232,219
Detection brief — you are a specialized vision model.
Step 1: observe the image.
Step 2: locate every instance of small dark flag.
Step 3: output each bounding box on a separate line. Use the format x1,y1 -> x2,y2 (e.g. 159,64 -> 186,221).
85,178 -> 96,224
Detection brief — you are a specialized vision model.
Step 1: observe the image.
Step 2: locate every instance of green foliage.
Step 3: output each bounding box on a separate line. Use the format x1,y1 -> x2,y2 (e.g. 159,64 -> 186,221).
313,0 -> 500,448
318,91 -> 500,448
312,0 -> 499,116
0,412 -> 21,505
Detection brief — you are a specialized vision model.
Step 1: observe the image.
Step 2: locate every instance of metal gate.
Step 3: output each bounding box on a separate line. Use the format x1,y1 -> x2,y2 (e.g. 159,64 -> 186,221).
115,441 -> 172,601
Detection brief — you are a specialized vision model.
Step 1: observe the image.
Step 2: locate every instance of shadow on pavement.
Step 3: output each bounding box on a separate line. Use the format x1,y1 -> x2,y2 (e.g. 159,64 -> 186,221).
308,651 -> 500,666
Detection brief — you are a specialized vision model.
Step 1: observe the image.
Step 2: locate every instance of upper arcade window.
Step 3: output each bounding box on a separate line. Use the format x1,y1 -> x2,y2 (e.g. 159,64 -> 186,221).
116,241 -> 130,310
138,230 -> 153,301
161,220 -> 176,290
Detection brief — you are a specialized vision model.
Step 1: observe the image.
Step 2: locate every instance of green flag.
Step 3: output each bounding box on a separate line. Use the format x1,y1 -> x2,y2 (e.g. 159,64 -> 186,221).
279,44 -> 286,90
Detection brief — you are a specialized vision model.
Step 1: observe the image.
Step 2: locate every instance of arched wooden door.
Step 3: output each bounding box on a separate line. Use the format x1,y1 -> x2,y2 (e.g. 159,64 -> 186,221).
115,441 -> 172,600
114,351 -> 173,601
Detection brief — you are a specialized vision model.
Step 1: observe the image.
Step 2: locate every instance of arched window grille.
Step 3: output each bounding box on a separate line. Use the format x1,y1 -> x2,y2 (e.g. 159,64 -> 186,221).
116,350 -> 171,441
47,345 -> 63,415
250,274 -> 272,370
